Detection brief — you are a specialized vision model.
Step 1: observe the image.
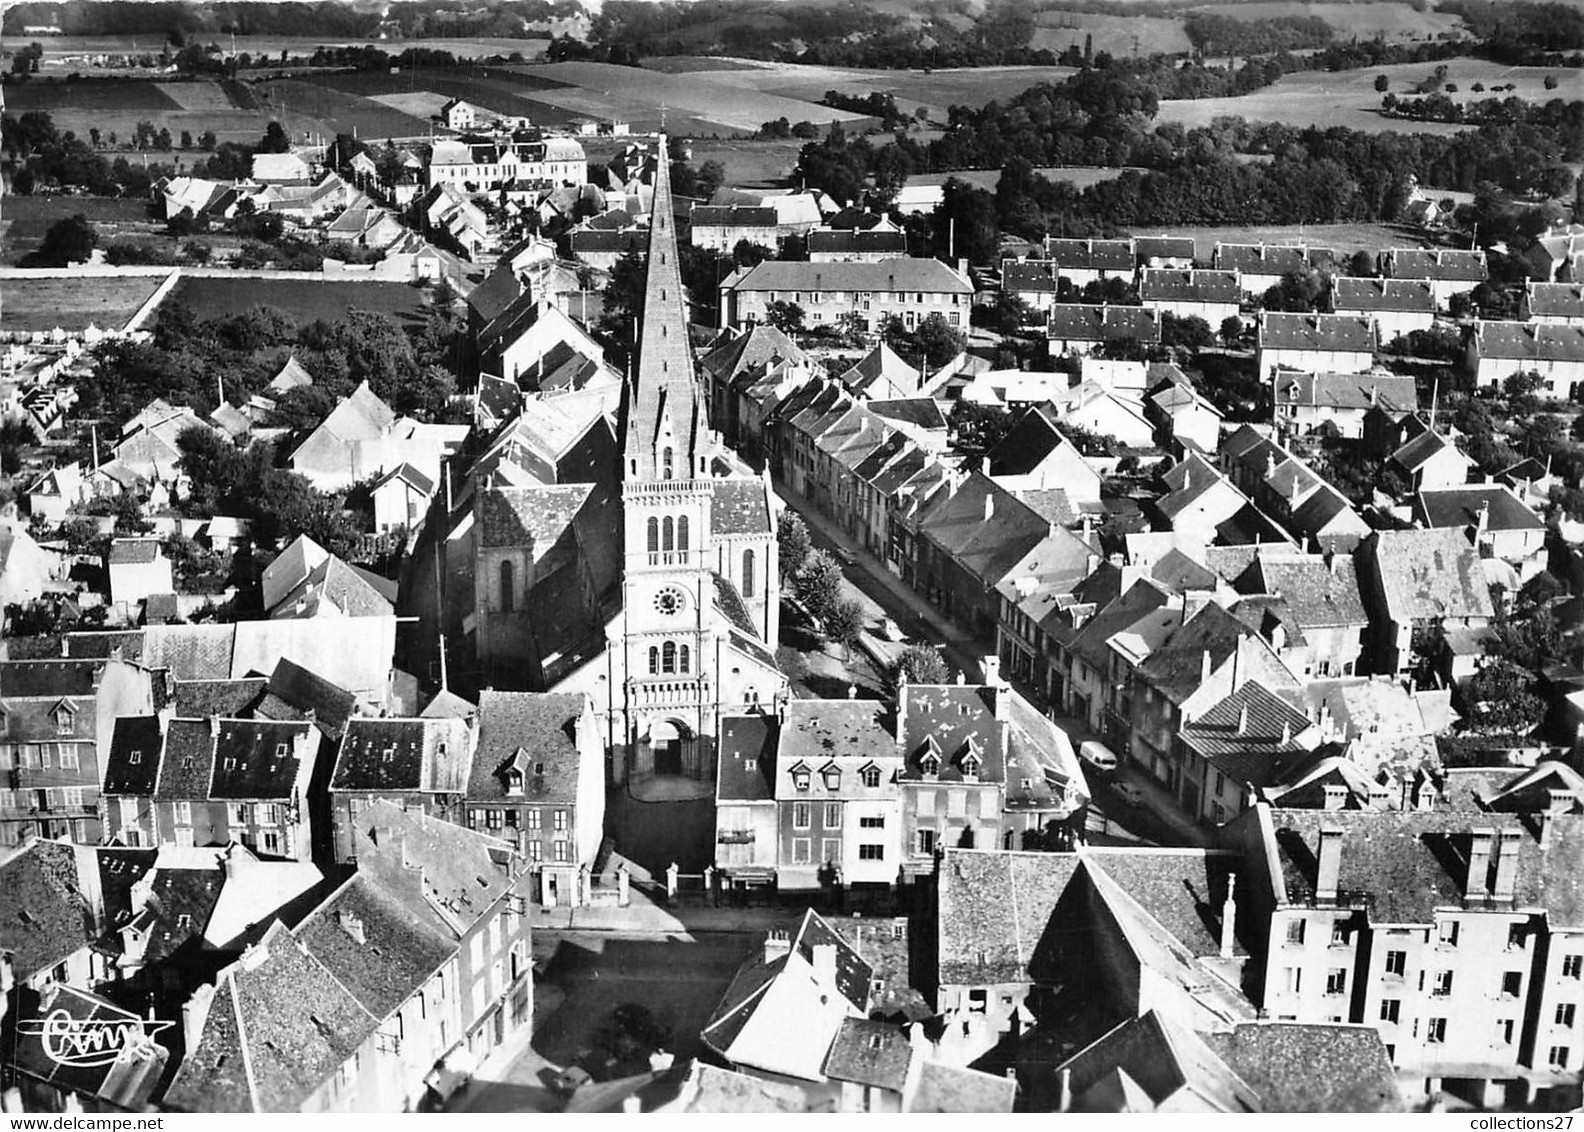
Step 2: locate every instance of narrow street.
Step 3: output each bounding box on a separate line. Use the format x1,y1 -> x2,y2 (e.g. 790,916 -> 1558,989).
775,485 -> 988,681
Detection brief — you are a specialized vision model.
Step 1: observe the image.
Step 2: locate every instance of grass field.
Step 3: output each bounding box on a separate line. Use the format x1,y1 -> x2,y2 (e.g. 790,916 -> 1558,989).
301,65 -> 582,130
4,77 -> 180,113
255,78 -> 433,141
1,275 -> 169,333
0,195 -> 158,264
154,81 -> 239,112
688,61 -> 1075,118
1131,222 -> 1433,260
1032,12 -> 1192,57
32,35 -> 549,62
367,90 -> 454,119
5,75 -> 326,144
163,276 -> 433,327
685,138 -> 805,187
1157,55 -> 1575,133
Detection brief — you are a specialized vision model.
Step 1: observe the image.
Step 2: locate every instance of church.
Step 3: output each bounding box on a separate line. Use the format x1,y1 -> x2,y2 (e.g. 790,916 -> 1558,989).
469,135 -> 786,791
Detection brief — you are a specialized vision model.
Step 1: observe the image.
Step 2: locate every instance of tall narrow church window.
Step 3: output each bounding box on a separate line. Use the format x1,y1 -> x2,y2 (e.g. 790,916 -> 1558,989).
662,447 -> 674,479
742,549 -> 756,598
678,515 -> 690,553
648,647 -> 659,675
679,645 -> 690,674
499,559 -> 514,613
662,517 -> 675,553
662,641 -> 677,674
647,518 -> 659,557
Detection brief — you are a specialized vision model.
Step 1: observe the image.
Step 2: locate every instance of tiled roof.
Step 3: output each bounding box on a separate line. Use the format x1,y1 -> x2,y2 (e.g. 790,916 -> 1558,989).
294,876 -> 454,1020
915,474 -> 1054,591
1473,320 -> 1584,363
260,658 -> 358,738
1215,243 -> 1332,274
1086,848 -> 1244,959
1271,372 -> 1417,413
898,683 -> 1003,783
778,699 -> 897,772
717,715 -> 776,802
1180,681 -> 1314,771
1037,237 -> 1134,271
1139,268 -> 1240,304
1134,236 -> 1197,260
1365,527 -> 1494,622
868,397 -> 946,430
1414,485 -> 1544,532
0,659 -> 101,698
154,718 -> 216,801
823,1018 -> 912,1091
137,864 -> 223,964
711,478 -> 772,536
468,690 -> 586,803
108,537 -> 162,565
1383,247 -> 1487,282
104,715 -> 163,795
691,204 -> 778,227
1269,809 -> 1584,925
208,720 -> 312,800
1046,304 -> 1161,343
729,258 -> 971,294
1248,552 -> 1368,628
1203,1023 -> 1401,1112
1526,281 -> 1584,320
1258,312 -> 1375,352
478,483 -> 593,548
1332,276 -> 1436,313
808,229 -> 907,255
908,1062 -> 1017,1113
936,850 -> 1085,985
0,841 -> 90,981
1389,426 -> 1462,473
332,717 -> 471,793
1059,1009 -> 1258,1113
987,403 -> 1068,476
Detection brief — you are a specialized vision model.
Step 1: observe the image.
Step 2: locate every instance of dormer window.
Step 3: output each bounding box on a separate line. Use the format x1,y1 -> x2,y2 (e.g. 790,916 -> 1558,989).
791,763 -> 811,792
275,743 -> 288,759
506,770 -> 524,796
129,750 -> 142,765
860,765 -> 881,789
55,708 -> 75,736
961,754 -> 982,782
920,753 -> 940,779
822,766 -> 841,791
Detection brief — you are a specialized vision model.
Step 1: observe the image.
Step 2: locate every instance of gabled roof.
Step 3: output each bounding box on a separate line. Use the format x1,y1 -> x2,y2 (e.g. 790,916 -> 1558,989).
332,716 -> 472,794
1244,551 -> 1368,629
1389,426 -> 1465,474
0,840 -> 91,982
1525,281 -> 1584,320
1413,484 -> 1544,533
1203,1023 -> 1401,1112
1364,527 -> 1494,622
104,715 -> 164,795
1271,372 -> 1417,413
208,719 -> 312,800
1046,304 -> 1161,343
1059,1009 -> 1259,1112
728,258 -> 971,294
468,690 -> 587,803
1473,320 -> 1584,363
1139,268 -> 1240,303
718,715 -> 776,802
1180,681 -> 1315,775
1382,246 -> 1487,282
1258,312 -> 1375,353
1332,276 -> 1436,314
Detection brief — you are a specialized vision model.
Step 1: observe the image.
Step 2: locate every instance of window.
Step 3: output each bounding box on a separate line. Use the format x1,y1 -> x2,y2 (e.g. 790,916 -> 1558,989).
1508,924 -> 1527,950
1331,922 -> 1349,946
662,641 -> 677,674
859,815 -> 884,829
175,801 -> 191,825
1385,950 -> 1407,977
823,768 -> 840,791
1285,920 -> 1306,945
1502,971 -> 1523,998
1556,1003 -> 1576,1028
262,830 -> 280,855
229,803 -> 248,825
528,840 -> 542,861
486,810 -> 504,829
741,549 -> 755,598
1427,1018 -> 1447,1044
553,809 -> 567,832
1548,1046 -> 1571,1070
1380,999 -> 1401,1024
861,766 -> 881,789
793,770 -> 810,792
648,647 -> 659,675
793,802 -> 811,830
1438,920 -> 1460,947
1496,1019 -> 1515,1046
1564,955 -> 1583,979
647,517 -> 659,557
678,515 -> 689,552
679,645 -> 690,674
822,839 -> 840,863
528,810 -> 542,831
859,844 -> 883,861
823,803 -> 841,829
499,559 -> 514,612
916,829 -> 936,855
792,838 -> 811,864
1432,970 -> 1453,997
1284,967 -> 1302,994
1326,969 -> 1347,996
553,841 -> 569,862
662,516 -> 674,553
662,446 -> 674,480
1214,771 -> 1225,795
58,747 -> 79,771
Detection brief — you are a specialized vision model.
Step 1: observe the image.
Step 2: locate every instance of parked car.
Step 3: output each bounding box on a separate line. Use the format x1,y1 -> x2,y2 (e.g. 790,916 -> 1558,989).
1078,740 -> 1119,774
549,1066 -> 592,1098
1112,781 -> 1145,806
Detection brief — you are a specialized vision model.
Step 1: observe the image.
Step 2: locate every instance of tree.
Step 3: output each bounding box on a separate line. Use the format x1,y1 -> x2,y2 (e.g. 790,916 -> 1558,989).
695,159 -> 726,200
258,120 -> 291,153
778,511 -> 812,580
824,598 -> 865,657
890,643 -> 950,690
199,130 -> 217,151
1160,313 -> 1214,350
949,399 -> 1013,471
1374,74 -> 1390,92
764,300 -> 806,335
1219,315 -> 1244,347
793,549 -> 844,624
24,214 -> 97,267
1464,658 -> 1544,735
731,239 -> 772,270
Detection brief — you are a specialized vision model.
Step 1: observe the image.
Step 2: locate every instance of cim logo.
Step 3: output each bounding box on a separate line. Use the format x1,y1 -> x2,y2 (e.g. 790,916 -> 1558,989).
16,1009 -> 175,1068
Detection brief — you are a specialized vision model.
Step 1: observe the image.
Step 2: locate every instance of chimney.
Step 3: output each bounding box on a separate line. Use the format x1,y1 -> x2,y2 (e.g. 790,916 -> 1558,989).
847,684 -> 857,699
1056,1068 -> 1072,1113
1220,872 -> 1238,958
1200,649 -> 1212,683
811,942 -> 838,986
1466,827 -> 1494,901
1280,721 -> 1291,745
982,655 -> 1002,687
764,927 -> 791,964
1492,827 -> 1522,901
1316,826 -> 1343,903
1237,705 -> 1250,735
622,1095 -> 643,1114
984,493 -> 995,522
1475,501 -> 1490,531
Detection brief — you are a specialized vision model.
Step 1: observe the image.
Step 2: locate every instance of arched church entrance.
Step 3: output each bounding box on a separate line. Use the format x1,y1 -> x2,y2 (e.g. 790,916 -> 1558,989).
650,717 -> 688,777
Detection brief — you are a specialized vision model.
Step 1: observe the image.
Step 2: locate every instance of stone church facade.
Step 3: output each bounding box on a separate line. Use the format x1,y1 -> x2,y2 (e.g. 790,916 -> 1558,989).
470,135 -> 786,789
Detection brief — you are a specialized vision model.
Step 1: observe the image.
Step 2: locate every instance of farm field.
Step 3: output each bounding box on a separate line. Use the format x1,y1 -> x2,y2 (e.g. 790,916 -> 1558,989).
1131,222 -> 1434,260
1,275 -> 170,334
501,60 -> 871,134
154,81 -> 237,112
4,75 -> 321,144
32,35 -> 550,63
1032,12 -> 1192,58
254,79 -> 433,141
680,61 -> 1075,118
300,66 -> 584,129
162,276 -> 434,327
684,139 -> 805,187
0,195 -> 158,264
1157,56 -> 1577,133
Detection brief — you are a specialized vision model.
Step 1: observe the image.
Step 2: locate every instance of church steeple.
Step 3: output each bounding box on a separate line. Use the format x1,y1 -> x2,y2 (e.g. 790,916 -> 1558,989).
622,134 -> 714,482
